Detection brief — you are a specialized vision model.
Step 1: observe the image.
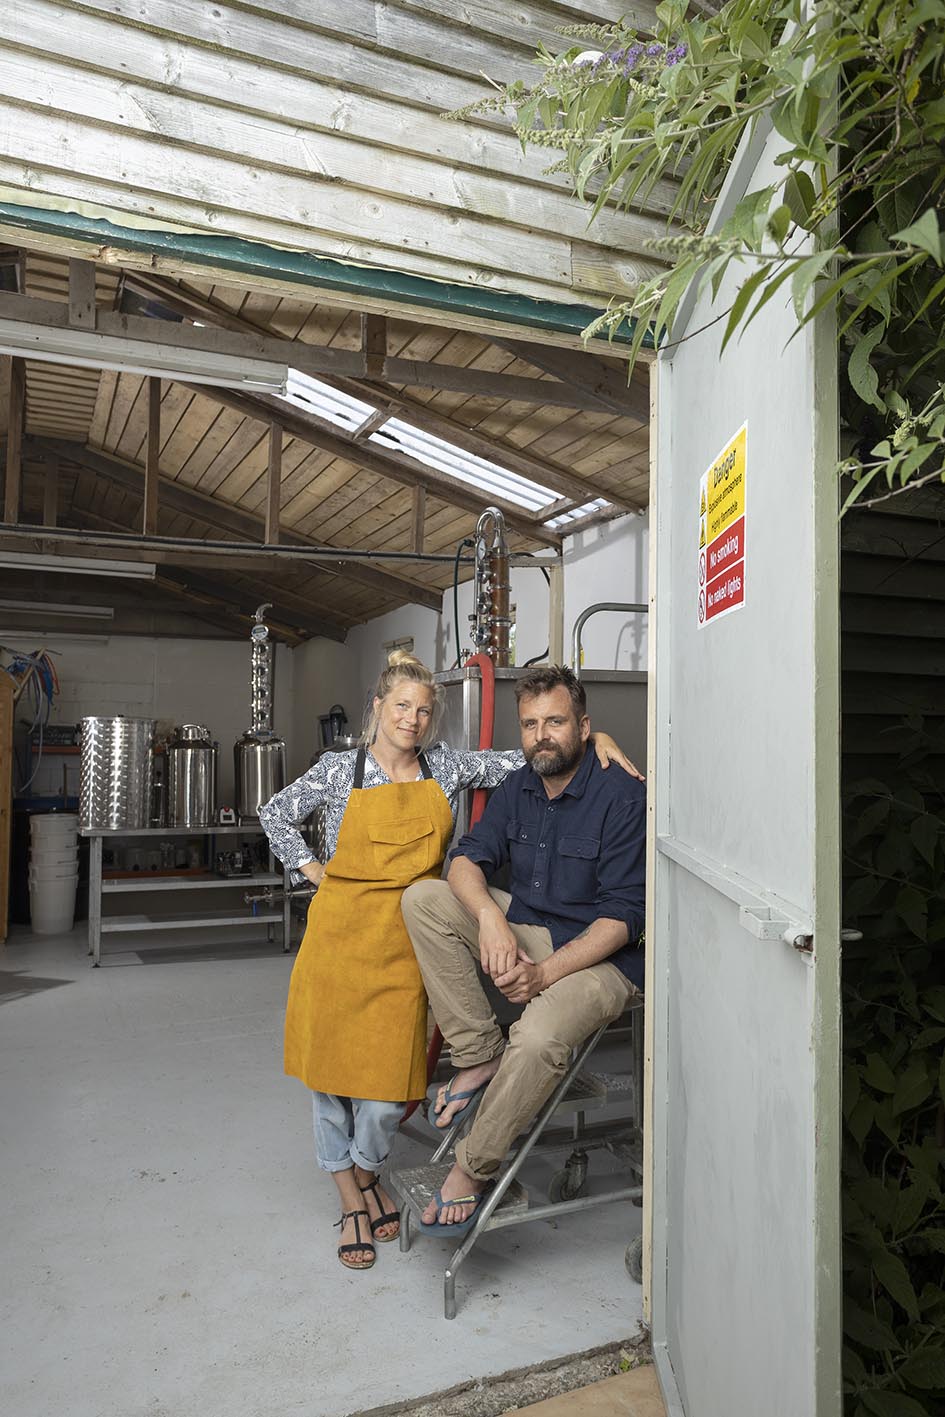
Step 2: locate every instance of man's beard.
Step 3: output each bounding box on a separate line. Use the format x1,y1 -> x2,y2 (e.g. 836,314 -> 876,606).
525,737 -> 583,778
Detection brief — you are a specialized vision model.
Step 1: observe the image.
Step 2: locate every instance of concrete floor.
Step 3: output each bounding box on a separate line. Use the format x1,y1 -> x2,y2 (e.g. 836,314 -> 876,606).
0,924 -> 642,1417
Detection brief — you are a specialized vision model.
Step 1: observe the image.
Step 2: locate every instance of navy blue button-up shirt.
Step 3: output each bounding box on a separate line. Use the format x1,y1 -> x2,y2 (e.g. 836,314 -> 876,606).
449,746 -> 646,987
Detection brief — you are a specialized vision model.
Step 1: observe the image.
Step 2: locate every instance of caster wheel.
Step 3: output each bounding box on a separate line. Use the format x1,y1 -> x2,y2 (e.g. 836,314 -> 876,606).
548,1164 -> 587,1204
625,1236 -> 643,1283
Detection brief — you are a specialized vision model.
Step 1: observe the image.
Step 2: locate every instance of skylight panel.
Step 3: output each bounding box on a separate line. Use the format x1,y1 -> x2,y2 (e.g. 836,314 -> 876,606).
277,368 -> 376,432
544,498 -> 611,529
370,418 -> 556,511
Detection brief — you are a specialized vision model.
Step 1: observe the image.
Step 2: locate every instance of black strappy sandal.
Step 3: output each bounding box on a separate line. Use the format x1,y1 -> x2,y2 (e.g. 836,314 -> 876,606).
358,1178 -> 401,1241
334,1208 -> 376,1270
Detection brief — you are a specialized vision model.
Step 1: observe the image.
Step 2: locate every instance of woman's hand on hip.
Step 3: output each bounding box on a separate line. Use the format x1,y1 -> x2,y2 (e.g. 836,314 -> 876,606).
300,860 -> 326,886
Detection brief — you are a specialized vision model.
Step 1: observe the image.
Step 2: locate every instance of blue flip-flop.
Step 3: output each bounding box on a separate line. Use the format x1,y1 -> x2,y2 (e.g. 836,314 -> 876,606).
432,1077 -> 487,1129
417,1183 -> 494,1238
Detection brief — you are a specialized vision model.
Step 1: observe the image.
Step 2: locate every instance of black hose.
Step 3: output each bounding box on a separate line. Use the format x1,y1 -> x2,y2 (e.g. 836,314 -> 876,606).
452,537 -> 474,669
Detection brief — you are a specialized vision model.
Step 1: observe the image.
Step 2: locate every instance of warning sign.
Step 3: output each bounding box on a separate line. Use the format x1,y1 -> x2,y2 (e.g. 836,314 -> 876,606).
698,425 -> 747,628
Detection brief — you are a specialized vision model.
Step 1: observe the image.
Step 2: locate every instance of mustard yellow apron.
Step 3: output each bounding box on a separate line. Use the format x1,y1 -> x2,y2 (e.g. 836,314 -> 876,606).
284,748 -> 453,1101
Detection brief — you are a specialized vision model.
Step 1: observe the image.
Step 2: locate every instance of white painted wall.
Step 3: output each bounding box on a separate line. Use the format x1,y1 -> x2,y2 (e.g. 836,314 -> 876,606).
564,513 -> 649,670
385,513 -> 650,688
287,636 -> 362,777
4,633 -> 292,803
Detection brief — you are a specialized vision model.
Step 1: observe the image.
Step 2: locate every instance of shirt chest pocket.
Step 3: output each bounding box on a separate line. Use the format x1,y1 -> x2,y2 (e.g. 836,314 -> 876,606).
366,816 -> 436,880
506,819 -> 537,862
554,834 -> 600,902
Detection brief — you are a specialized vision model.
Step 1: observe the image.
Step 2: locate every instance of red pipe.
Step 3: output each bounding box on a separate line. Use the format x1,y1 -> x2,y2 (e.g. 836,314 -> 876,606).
402,652 -> 496,1123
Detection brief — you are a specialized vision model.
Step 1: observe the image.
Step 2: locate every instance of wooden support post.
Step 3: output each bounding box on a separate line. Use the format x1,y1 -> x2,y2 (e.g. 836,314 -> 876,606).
412,485 -> 426,555
548,562 -> 564,666
42,453 -> 59,528
0,670 -> 13,946
4,356 -> 25,523
143,376 -> 161,536
266,420 -> 282,545
68,259 -> 97,328
361,314 -> 387,379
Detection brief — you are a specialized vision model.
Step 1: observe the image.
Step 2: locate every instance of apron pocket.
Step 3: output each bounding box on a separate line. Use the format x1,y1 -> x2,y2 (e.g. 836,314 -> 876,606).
367,816 -> 436,878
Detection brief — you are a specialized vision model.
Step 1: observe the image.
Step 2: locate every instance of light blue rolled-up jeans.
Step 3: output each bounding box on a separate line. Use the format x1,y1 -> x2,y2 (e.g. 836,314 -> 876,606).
312,1092 -> 404,1173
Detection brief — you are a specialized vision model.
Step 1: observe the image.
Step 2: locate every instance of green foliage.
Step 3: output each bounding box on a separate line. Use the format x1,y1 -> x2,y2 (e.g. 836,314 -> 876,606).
843,727 -> 945,1417
452,0 -> 945,508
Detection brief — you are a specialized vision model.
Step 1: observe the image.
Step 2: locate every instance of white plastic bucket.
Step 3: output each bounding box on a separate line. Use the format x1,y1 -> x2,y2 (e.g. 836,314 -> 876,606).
31,812 -> 79,832
29,863 -> 79,883
30,844 -> 79,866
29,876 -> 77,934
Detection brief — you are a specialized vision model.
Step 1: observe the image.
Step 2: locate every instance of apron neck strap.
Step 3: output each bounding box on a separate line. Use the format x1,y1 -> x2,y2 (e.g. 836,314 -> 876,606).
355,746 -> 433,787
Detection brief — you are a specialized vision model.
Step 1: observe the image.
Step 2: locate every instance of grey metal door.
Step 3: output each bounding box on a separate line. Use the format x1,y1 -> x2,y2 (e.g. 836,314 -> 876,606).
649,123 -> 841,1416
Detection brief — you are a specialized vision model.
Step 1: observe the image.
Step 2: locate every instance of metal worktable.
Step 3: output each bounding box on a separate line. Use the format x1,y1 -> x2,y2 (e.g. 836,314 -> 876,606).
81,825 -> 291,966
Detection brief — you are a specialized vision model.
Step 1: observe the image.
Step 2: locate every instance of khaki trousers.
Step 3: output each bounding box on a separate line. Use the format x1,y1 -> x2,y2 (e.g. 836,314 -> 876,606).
401,880 -> 634,1180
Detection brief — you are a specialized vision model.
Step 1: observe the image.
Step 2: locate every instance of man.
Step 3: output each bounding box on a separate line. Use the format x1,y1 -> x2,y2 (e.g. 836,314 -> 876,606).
401,665 -> 645,1232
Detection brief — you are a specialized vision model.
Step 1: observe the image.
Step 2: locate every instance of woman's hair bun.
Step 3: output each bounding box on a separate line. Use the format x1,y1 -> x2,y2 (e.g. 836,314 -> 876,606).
387,648 -> 421,668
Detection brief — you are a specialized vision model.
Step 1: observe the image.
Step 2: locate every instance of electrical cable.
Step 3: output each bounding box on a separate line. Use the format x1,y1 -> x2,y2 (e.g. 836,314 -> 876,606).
451,537 -> 474,669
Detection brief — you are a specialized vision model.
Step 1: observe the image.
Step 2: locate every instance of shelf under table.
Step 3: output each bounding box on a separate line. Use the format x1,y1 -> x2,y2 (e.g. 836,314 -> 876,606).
102,874 -> 282,894
100,910 -> 283,933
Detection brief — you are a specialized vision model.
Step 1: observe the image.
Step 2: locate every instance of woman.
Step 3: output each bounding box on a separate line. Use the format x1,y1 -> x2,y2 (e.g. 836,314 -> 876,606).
260,650 -> 638,1271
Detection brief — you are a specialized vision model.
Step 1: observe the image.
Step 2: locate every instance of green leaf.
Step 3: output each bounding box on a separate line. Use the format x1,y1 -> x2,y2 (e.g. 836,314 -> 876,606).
893,208 -> 944,267
847,1095 -> 876,1148
864,1053 -> 897,1094
721,264 -> 771,352
767,202 -> 792,246
848,323 -> 887,412
892,1063 -> 933,1116
918,1229 -> 945,1254
792,251 -> 834,321
873,1248 -> 921,1320
893,1181 -> 929,1237
899,1347 -> 945,1389
862,1392 -> 934,1417
896,887 -> 928,942
844,1301 -> 902,1352
784,170 -> 816,230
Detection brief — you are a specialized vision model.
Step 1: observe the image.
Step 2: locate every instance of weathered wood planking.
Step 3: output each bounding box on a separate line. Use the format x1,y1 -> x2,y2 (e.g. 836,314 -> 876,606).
0,0 -> 672,310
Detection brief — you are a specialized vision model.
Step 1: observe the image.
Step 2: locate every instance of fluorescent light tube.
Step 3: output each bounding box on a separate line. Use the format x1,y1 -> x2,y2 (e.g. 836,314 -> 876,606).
0,319 -> 288,392
0,552 -> 156,580
0,600 -> 114,619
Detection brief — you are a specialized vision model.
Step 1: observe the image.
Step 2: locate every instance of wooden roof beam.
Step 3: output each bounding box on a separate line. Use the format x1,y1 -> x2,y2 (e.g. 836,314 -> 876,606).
491,338 -> 651,425
28,436 -> 443,612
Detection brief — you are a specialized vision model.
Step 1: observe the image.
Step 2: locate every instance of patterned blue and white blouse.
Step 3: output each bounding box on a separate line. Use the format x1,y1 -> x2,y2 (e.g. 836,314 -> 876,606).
258,742 -> 524,874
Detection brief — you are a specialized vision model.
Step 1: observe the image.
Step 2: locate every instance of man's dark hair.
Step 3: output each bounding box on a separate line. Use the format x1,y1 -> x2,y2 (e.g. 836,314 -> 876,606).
514,664 -> 587,717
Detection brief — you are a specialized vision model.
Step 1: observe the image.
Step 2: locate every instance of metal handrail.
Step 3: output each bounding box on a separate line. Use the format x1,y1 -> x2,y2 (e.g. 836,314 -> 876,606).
570,601 -> 648,676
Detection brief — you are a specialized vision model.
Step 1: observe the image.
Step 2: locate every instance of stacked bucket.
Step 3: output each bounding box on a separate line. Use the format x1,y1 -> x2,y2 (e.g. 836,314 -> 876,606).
29,813 -> 80,935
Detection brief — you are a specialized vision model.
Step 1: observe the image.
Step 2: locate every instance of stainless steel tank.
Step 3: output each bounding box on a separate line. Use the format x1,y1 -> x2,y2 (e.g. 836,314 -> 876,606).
234,604 -> 286,821
80,716 -> 155,830
167,724 -> 217,827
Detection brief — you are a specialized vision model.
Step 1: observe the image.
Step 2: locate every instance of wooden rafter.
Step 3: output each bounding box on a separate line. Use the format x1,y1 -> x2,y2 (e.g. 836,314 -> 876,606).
3,355 -> 24,522
492,338 -> 650,425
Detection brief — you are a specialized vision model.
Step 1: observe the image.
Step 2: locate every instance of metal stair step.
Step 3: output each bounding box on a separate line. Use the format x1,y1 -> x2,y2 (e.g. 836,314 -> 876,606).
391,1161 -> 529,1225
551,1069 -> 608,1113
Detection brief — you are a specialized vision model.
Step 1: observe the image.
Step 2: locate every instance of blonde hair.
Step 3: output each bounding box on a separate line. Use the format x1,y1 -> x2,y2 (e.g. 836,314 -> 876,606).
360,649 -> 443,748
